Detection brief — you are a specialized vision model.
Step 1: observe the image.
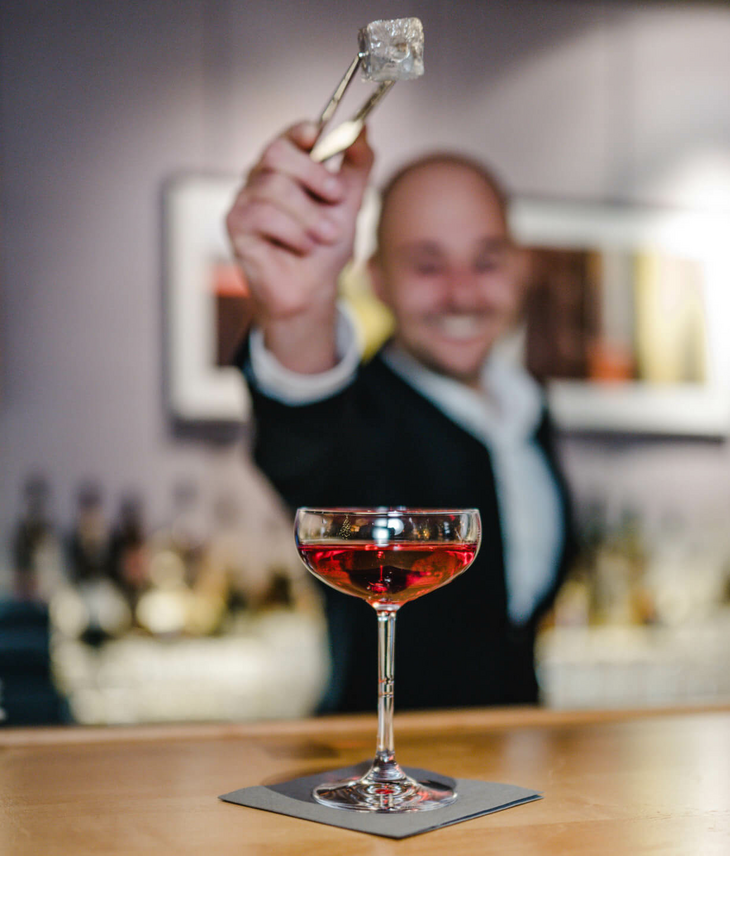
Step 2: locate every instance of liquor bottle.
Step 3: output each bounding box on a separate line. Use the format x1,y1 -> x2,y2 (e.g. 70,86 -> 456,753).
139,479 -> 217,637
187,492 -> 243,634
56,480 -> 131,646
592,507 -> 651,627
551,500 -> 606,628
590,506 -> 626,626
620,508 -> 656,626
107,493 -> 149,608
135,548 -> 195,637
167,479 -> 204,588
259,570 -> 294,611
67,481 -> 109,582
11,474 -> 63,601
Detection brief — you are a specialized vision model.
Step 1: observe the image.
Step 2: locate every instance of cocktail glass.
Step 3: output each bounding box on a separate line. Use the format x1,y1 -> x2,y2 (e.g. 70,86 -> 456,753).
295,507 -> 481,812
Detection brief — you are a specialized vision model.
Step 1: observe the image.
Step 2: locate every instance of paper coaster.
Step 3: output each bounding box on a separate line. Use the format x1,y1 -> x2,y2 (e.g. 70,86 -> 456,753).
220,761 -> 541,839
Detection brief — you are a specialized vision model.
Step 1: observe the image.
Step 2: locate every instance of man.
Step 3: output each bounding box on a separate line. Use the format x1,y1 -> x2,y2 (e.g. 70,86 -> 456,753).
227,122 -> 573,712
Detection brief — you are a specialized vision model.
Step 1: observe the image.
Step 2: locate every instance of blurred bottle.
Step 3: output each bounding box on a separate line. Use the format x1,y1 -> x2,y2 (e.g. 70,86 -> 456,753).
259,570 -> 295,611
166,479 -> 204,589
621,508 -> 656,625
646,510 -> 724,626
139,479 -> 223,637
592,507 -> 653,627
192,494 -> 244,633
11,474 -> 63,602
52,481 -> 131,647
107,493 -> 149,608
135,548 -> 196,638
67,481 -> 109,582
552,499 -> 603,628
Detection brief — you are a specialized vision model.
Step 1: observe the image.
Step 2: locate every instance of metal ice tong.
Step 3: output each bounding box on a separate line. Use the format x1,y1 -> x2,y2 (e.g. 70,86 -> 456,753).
310,17 -> 424,163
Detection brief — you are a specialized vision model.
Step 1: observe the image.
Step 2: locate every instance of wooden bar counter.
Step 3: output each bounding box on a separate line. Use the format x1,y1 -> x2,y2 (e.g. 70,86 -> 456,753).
2,705 -> 729,855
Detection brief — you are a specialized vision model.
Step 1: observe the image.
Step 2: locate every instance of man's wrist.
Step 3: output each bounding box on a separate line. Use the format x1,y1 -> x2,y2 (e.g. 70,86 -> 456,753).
259,305 -> 340,375
248,304 -> 361,405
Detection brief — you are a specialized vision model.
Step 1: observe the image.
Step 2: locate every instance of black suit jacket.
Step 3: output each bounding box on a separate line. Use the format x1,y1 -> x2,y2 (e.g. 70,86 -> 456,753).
238,345 -> 574,713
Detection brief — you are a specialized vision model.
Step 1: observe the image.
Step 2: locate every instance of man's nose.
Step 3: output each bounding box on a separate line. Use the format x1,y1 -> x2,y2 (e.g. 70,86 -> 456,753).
446,268 -> 480,309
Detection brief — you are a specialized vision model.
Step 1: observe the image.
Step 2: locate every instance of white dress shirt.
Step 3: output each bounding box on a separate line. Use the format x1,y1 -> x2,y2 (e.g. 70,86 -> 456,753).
248,307 -> 565,625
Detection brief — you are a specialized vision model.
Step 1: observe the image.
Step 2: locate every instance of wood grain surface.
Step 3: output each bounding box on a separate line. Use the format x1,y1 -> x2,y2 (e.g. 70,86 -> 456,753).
2,705 -> 729,855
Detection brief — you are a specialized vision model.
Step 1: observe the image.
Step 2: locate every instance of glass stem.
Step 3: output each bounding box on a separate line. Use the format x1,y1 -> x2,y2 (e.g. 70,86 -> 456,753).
371,610 -> 404,782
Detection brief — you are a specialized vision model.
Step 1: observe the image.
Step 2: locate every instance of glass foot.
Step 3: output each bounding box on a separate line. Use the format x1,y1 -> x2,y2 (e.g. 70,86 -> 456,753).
313,773 -> 457,813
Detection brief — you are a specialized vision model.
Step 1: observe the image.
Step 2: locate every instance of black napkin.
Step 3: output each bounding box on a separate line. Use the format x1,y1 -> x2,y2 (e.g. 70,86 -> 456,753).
220,761 -> 541,839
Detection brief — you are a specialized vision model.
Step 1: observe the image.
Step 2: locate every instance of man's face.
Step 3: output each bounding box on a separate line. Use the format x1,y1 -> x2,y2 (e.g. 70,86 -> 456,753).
369,162 -> 521,389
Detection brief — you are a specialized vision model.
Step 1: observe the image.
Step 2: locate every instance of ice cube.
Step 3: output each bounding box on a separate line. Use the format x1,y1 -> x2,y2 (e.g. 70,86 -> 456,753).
358,17 -> 424,83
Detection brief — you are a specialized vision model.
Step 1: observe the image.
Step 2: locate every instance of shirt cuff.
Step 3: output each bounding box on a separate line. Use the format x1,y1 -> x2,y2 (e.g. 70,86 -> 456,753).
247,304 -> 361,406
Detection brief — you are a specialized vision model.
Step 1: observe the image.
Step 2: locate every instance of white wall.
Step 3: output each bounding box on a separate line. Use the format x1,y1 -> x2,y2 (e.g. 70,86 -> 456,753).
2,0 -> 730,571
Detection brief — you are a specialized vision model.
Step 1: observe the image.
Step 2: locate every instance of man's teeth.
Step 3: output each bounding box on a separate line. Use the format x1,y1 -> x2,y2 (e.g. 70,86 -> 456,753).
437,316 -> 482,339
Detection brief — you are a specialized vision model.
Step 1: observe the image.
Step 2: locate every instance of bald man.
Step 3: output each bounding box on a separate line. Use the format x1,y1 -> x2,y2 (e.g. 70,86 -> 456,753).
227,123 -> 573,712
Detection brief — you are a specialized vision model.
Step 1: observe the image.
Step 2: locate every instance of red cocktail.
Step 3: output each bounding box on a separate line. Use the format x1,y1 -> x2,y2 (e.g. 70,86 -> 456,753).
295,508 -> 481,812
298,541 -> 478,610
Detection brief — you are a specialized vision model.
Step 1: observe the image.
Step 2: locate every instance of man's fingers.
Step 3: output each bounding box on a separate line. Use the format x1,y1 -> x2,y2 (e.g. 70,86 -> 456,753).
228,199 -> 316,257
245,172 -> 343,246
252,128 -> 344,204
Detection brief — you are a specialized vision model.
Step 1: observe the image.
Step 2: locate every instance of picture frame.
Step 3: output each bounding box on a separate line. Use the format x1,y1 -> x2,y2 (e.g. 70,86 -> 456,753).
163,174 -> 730,436
164,174 -> 251,422
510,198 -> 730,436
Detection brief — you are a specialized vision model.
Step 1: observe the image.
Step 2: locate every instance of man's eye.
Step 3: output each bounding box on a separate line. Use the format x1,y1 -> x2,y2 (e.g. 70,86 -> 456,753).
413,262 -> 444,275
474,256 -> 499,273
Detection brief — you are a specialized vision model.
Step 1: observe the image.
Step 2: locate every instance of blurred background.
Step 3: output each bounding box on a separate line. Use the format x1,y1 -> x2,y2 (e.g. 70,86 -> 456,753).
2,0 -> 730,727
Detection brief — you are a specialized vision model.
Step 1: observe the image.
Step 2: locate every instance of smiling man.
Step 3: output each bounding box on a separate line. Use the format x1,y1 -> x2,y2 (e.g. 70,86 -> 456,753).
227,124 -> 573,713
370,153 -> 519,389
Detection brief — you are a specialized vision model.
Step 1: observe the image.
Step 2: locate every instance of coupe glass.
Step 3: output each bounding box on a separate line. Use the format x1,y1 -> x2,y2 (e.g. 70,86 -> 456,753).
295,507 -> 481,813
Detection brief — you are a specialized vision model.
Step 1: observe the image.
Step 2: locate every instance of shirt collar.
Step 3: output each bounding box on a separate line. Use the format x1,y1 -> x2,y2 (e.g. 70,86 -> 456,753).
381,341 -> 544,446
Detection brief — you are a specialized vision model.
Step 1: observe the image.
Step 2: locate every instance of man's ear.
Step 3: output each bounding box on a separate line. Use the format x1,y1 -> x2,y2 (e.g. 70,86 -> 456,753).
516,245 -> 532,288
510,244 -> 532,295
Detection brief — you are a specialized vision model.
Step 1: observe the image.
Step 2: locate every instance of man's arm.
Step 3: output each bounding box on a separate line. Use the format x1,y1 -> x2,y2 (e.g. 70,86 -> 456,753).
226,121 -> 374,375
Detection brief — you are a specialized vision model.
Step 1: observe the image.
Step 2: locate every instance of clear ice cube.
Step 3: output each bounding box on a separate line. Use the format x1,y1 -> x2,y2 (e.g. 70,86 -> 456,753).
358,17 -> 424,83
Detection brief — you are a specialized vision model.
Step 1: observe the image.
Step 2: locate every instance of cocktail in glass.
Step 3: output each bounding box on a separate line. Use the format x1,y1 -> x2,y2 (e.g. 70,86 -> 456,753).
295,507 -> 481,812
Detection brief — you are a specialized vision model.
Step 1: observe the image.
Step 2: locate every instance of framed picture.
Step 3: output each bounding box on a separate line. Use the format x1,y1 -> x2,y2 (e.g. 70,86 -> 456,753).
510,199 -> 730,436
164,175 -> 730,435
164,174 -> 251,422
